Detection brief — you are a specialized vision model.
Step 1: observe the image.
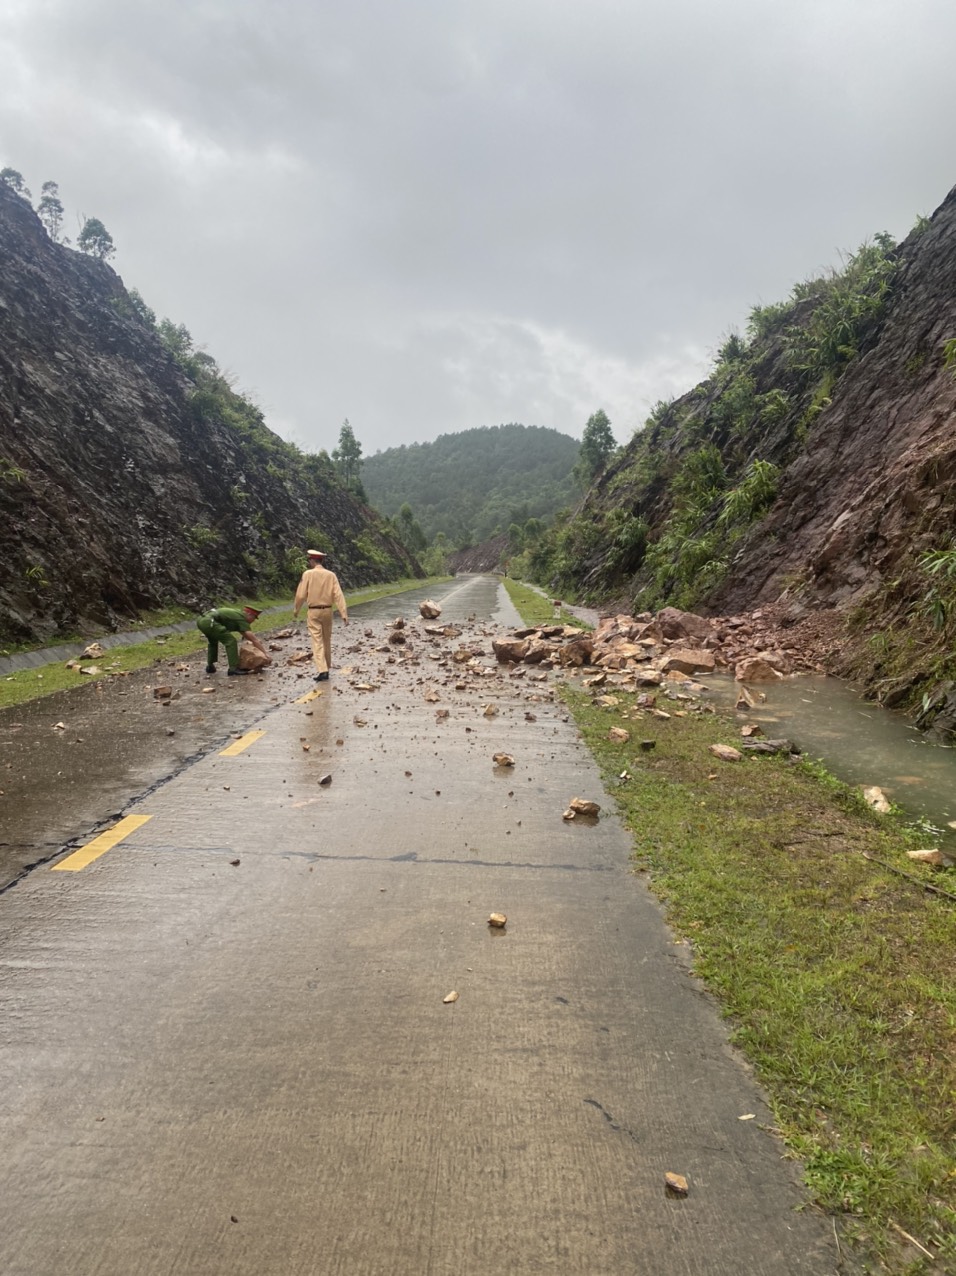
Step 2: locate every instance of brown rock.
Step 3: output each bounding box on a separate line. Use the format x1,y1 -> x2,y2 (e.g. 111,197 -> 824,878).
661,648 -> 716,675
419,600 -> 442,619
734,657 -> 785,682
568,797 -> 601,817
657,608 -> 713,642
709,743 -> 743,762
493,637 -> 532,663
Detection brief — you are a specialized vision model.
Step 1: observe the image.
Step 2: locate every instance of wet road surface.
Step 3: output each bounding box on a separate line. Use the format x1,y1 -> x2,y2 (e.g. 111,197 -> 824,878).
0,576 -> 840,1274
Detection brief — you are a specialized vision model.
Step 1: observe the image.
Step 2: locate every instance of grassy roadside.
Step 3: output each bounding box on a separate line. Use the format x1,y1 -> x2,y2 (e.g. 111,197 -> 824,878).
500,578 -> 591,629
504,577 -> 956,1274
0,578 -> 449,712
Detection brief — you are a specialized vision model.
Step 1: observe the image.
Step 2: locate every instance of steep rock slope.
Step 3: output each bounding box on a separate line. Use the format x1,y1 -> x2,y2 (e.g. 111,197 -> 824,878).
0,185 -> 418,643
538,182 -> 956,698
717,198 -> 956,615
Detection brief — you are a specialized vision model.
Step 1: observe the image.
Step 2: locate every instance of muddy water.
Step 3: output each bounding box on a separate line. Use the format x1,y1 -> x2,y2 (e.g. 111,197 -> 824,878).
697,672 -> 956,851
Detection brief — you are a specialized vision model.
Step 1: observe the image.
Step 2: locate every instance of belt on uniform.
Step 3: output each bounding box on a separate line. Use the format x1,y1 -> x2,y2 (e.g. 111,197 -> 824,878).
308,605 -> 331,609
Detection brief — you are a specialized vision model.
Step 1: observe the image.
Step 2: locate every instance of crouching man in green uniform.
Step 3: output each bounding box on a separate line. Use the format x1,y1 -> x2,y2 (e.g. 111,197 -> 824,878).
196,605 -> 270,675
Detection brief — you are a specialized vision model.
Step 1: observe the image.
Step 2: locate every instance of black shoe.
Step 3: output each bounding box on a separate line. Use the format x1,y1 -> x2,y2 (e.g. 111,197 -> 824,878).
227,668 -> 250,676
205,665 -> 217,674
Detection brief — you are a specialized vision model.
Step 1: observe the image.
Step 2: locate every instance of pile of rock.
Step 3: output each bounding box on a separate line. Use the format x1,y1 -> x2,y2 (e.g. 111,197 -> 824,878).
493,606 -> 824,685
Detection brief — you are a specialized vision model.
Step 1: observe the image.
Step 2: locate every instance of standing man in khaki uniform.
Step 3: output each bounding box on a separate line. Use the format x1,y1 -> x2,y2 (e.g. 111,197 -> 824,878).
293,549 -> 349,681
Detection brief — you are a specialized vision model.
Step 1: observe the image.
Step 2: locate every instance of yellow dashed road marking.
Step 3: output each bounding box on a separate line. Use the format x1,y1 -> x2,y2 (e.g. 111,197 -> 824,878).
52,814 -> 153,872
294,688 -> 323,704
219,730 -> 266,756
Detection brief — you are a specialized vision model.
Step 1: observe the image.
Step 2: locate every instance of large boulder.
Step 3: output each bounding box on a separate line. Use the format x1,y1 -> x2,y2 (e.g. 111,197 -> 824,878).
661,648 -> 716,675
656,608 -> 714,642
492,636 -> 532,664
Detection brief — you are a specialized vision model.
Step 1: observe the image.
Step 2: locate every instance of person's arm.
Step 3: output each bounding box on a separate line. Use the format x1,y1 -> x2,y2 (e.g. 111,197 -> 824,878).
244,626 -> 270,654
292,573 -> 308,620
333,576 -> 349,626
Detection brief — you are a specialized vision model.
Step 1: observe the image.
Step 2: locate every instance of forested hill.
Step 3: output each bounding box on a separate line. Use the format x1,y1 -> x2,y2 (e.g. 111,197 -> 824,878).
362,424 -> 580,546
0,181 -> 418,645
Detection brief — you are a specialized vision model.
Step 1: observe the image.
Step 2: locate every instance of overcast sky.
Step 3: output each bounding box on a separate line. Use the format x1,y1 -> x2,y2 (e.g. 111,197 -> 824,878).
3,0 -> 955,456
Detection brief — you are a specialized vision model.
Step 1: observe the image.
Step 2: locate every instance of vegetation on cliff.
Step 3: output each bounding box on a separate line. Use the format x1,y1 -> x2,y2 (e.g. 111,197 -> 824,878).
0,180 -> 419,645
514,186 -> 956,706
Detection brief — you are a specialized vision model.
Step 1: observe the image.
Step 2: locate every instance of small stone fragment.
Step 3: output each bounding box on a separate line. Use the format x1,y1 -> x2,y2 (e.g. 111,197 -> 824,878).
639,739 -> 656,752
153,686 -> 172,699
709,743 -> 742,762
664,1172 -> 689,1196
443,990 -> 459,1004
608,727 -> 629,743
420,600 -> 442,619
482,704 -> 498,717
492,753 -> 515,767
81,642 -> 106,659
906,848 -> 946,865
862,785 -> 891,813
568,797 -> 600,817
488,913 -> 507,928
318,773 -> 332,786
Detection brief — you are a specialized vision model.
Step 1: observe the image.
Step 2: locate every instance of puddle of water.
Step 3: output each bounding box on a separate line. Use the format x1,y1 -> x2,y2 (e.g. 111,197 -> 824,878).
694,673 -> 956,848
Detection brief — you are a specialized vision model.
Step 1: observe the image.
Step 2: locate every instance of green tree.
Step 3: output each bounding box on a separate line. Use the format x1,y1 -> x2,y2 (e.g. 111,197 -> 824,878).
332,419 -> 363,491
128,288 -> 156,328
0,167 -> 31,199
158,318 -> 193,363
77,217 -> 115,260
37,180 -> 64,241
396,502 -> 426,552
575,409 -> 615,485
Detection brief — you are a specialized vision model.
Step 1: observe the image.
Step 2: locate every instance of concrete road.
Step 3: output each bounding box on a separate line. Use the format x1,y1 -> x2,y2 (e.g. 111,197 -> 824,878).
0,576 -> 841,1274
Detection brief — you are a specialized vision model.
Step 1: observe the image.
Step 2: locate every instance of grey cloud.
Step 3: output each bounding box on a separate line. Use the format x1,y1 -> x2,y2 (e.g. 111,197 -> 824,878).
2,0 -> 956,454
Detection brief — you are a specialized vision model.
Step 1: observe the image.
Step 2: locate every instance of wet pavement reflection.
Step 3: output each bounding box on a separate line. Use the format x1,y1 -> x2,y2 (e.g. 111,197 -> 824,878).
0,577 -> 499,892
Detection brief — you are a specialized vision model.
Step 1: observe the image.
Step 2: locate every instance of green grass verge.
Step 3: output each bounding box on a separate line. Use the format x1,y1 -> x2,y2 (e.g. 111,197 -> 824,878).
0,578 -> 449,712
505,586 -> 956,1273
502,577 -> 592,629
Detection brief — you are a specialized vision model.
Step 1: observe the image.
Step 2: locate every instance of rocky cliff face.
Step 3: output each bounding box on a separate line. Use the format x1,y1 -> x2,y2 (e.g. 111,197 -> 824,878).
542,181 -> 956,701
0,185 -> 419,644
716,191 -> 956,618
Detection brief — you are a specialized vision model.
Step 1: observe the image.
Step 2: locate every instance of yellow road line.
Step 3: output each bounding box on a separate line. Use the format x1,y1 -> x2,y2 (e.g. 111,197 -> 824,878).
295,688 -> 323,704
219,729 -> 266,756
52,814 -> 153,873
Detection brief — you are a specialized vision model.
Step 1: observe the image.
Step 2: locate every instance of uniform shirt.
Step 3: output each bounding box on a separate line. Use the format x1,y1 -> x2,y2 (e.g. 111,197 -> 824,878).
294,566 -> 348,618
206,607 -> 252,633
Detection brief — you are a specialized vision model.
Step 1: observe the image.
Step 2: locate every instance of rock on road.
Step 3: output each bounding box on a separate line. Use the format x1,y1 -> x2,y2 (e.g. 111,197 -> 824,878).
0,576 -> 840,1275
